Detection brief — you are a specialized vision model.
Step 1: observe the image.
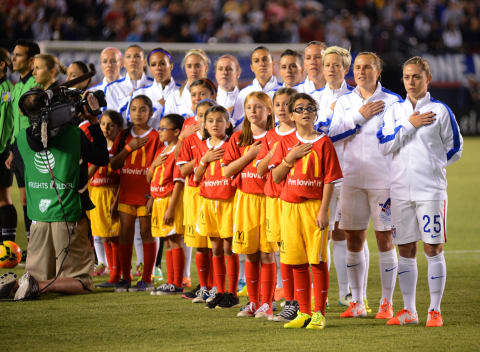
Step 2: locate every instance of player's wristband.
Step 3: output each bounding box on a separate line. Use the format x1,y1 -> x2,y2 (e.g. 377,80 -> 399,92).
282,158 -> 294,168
124,144 -> 133,153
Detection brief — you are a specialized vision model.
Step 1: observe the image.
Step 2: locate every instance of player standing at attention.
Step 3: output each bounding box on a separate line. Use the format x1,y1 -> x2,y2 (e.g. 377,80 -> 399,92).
194,105 -> 240,309
90,110 -> 123,288
215,54 -> 241,114
110,95 -> 160,292
89,47 -> 122,93
126,48 -> 179,130
176,99 -> 217,301
270,93 -> 343,330
224,91 -> 277,319
164,49 -> 210,118
147,114 -> 186,295
328,52 -> 401,319
105,44 -> 153,113
295,41 -> 327,94
256,88 -> 298,320
231,47 -> 281,130
378,56 -> 463,327
267,49 -> 304,100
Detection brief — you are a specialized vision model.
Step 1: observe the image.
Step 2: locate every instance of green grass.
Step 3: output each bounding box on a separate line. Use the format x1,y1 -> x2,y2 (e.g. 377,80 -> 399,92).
2,138 -> 480,352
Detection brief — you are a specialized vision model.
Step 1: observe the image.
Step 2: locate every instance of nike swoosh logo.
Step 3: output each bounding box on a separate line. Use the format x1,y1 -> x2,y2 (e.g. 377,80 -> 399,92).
385,266 -> 397,272
431,276 -> 445,280
398,271 -> 410,275
347,264 -> 359,268
431,234 -> 440,238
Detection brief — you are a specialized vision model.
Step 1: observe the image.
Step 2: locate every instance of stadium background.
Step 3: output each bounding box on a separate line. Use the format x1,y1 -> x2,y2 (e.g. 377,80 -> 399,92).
2,0 -> 480,134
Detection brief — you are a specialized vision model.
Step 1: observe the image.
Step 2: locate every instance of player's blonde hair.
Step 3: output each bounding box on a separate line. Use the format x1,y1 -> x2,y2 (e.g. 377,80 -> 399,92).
322,46 -> 351,69
239,91 -> 274,147
34,54 -> 67,76
181,49 -> 211,71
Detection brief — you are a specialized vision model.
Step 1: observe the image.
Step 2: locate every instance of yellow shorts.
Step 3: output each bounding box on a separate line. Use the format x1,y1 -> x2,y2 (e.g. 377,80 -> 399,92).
266,196 -> 282,243
232,191 -> 277,255
198,197 -> 234,238
118,203 -> 148,217
183,184 -> 208,248
280,199 -> 328,265
152,193 -> 185,238
88,186 -> 120,237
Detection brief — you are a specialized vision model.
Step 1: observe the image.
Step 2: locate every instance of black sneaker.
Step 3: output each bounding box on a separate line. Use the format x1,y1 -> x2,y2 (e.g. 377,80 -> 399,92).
154,283 -> 183,295
0,272 -> 17,298
216,292 -> 240,309
14,272 -> 39,301
95,281 -> 118,288
182,284 -> 200,300
271,300 -> 299,322
114,279 -> 131,292
206,292 -> 225,309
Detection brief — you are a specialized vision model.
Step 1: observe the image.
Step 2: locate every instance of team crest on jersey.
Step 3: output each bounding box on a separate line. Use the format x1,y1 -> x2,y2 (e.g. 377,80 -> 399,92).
1,92 -> 11,103
34,150 -> 56,173
39,199 -> 52,213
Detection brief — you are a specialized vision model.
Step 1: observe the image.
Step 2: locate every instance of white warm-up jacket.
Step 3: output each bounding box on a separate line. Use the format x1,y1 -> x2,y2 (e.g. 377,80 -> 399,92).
377,92 -> 463,201
104,73 -> 153,112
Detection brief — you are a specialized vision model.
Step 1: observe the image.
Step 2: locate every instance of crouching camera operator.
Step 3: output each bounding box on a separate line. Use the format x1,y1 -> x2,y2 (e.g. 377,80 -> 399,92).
0,81 -> 109,300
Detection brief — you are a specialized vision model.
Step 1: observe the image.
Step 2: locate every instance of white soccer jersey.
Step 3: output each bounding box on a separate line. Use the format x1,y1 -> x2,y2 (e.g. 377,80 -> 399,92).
294,76 -> 318,95
266,83 -> 286,100
104,73 -> 153,112
377,92 -> 463,201
122,78 -> 181,129
216,86 -> 239,110
311,80 -> 353,133
89,77 -> 109,93
231,76 -> 281,129
328,83 -> 402,189
163,83 -> 193,118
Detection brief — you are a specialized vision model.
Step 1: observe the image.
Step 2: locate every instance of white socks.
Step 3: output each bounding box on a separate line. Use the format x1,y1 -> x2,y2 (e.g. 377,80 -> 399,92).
239,254 -> 246,282
333,240 -> 349,298
346,250 -> 365,304
93,236 -> 106,265
363,241 -> 370,300
134,220 -> 143,265
378,248 -> 398,304
275,251 -> 282,288
398,256 -> 418,313
426,252 -> 446,312
183,245 -> 192,278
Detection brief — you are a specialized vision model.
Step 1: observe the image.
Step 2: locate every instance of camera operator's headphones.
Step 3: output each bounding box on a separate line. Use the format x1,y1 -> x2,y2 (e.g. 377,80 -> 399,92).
18,88 -> 49,117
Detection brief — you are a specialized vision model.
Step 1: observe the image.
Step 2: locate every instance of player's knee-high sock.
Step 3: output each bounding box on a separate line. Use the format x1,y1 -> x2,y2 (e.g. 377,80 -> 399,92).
226,254 -> 239,294
333,240 -> 349,298
238,254 -> 246,283
245,260 -> 260,307
0,204 -> 17,242
23,205 -> 31,240
172,247 -> 185,288
327,240 -> 331,271
104,241 -> 113,278
118,243 -> 133,282
311,262 -> 329,315
275,251 -> 282,288
195,251 -> 210,288
105,241 -> 120,282
281,263 -> 294,301
208,249 -> 214,288
213,255 -> 226,293
426,252 -> 446,312
363,241 -> 370,300
292,263 -> 311,315
142,242 -> 156,283
134,222 -> 143,265
183,245 -> 192,279
260,262 -> 276,309
94,236 -> 107,265
155,238 -> 164,267
346,250 -> 365,304
165,249 -> 174,284
378,248 -> 398,304
398,256 -> 417,313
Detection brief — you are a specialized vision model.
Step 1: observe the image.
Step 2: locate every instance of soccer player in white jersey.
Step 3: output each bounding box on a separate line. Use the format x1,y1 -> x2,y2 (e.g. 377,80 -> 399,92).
295,41 -> 326,94
231,46 -> 282,129
215,54 -> 241,114
267,49 -> 304,100
104,44 -> 153,113
328,52 -> 402,319
89,47 -> 122,93
378,56 -> 463,327
163,49 -> 210,118
125,48 -> 180,129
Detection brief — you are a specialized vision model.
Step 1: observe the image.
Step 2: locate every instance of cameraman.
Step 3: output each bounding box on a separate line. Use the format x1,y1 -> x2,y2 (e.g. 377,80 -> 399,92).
5,88 -> 109,300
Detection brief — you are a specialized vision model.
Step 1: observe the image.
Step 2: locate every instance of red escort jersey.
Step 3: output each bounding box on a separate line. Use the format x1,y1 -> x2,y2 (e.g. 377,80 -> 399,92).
150,145 -> 185,198
176,131 -> 203,187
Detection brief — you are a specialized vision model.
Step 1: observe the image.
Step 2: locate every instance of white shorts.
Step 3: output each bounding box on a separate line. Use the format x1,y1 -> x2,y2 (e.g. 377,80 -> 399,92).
328,184 -> 342,229
339,186 -> 391,231
391,198 -> 447,245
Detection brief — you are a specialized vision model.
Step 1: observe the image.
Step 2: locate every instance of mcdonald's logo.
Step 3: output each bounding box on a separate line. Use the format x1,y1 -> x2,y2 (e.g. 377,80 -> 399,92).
130,146 -> 147,167
236,230 -> 245,242
290,150 -> 319,177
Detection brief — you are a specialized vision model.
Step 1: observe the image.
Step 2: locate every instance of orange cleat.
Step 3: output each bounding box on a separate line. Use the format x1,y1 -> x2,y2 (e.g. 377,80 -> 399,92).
182,277 -> 192,288
426,310 -> 443,327
376,298 -> 394,319
340,301 -> 367,318
386,309 -> 419,325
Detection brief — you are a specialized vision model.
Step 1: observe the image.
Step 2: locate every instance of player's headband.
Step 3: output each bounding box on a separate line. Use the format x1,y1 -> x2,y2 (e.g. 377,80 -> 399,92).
147,48 -> 173,65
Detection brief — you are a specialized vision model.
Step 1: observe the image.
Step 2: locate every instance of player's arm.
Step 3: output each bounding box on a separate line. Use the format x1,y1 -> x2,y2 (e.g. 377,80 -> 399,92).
439,106 -> 463,166
163,181 -> 184,225
257,141 -> 276,177
272,142 -> 312,184
88,165 -> 99,179
316,183 -> 334,230
110,136 -> 148,170
224,141 -> 261,179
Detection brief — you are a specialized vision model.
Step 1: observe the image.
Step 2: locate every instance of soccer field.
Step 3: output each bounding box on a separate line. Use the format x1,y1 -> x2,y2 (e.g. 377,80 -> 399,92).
2,138 -> 479,352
